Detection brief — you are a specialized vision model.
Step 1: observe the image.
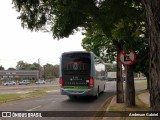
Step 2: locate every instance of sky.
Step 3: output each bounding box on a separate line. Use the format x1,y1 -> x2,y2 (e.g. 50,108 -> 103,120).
0,1 -> 85,69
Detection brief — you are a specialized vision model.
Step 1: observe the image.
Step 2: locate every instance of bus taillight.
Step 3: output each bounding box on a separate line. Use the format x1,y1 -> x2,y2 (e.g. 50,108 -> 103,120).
59,77 -> 63,87
89,76 -> 94,88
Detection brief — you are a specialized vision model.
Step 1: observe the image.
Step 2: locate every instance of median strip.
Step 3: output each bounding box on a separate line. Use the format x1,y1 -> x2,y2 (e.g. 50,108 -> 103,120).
0,86 -> 60,103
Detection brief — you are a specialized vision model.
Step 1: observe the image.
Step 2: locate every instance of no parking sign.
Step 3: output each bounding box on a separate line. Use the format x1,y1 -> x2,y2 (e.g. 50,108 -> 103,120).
118,50 -> 136,66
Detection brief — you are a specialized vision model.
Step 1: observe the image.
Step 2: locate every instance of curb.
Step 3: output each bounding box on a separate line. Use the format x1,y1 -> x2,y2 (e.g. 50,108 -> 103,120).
91,95 -> 114,120
99,96 -> 114,111
102,96 -> 120,120
137,91 -> 150,107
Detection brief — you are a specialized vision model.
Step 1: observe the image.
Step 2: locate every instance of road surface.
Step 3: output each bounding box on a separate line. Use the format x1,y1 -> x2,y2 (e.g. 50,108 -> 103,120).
0,80 -> 147,120
0,81 -> 116,120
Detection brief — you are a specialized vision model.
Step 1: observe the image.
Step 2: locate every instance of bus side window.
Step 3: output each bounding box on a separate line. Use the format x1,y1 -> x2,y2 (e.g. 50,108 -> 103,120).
95,63 -> 106,80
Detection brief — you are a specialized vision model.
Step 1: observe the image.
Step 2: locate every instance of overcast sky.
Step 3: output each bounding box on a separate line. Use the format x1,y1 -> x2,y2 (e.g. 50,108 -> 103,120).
0,1 -> 85,69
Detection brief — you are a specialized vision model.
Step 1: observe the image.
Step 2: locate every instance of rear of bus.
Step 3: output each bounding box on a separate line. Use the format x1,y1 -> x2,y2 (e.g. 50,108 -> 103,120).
59,51 -> 95,97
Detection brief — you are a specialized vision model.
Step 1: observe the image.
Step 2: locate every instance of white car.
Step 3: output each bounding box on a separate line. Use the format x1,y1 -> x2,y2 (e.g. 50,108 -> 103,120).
3,81 -> 16,86
36,80 -> 46,84
19,80 -> 30,85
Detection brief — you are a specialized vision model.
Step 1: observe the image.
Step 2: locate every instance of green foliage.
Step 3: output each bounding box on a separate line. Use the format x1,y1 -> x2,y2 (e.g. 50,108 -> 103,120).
51,0 -> 91,39
8,67 -> 16,70
12,0 -> 149,75
42,64 -> 59,79
13,0 -> 49,31
16,61 -> 59,79
12,0 -> 144,39
0,65 -> 5,70
12,0 -> 94,39
0,94 -> 21,103
82,26 -> 116,63
107,64 -> 117,72
16,61 -> 40,70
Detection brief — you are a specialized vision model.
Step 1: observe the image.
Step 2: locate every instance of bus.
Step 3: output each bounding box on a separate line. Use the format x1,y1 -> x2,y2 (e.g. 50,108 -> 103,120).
59,51 -> 107,99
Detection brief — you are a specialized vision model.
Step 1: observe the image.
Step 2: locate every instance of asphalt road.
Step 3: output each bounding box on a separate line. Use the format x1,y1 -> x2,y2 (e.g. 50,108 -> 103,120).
0,81 -> 116,120
0,80 -> 147,120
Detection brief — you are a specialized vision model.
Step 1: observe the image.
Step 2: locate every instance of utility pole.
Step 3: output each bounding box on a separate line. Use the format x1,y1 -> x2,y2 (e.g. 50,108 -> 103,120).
43,65 -> 46,81
38,58 -> 41,79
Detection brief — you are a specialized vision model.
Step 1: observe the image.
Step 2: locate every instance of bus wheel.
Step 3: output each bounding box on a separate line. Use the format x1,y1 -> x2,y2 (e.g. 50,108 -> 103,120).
68,96 -> 76,100
102,84 -> 105,93
94,87 -> 99,99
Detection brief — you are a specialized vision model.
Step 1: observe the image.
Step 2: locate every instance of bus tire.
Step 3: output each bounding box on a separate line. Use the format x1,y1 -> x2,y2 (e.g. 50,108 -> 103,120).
94,87 -> 99,99
68,96 -> 76,100
102,84 -> 105,93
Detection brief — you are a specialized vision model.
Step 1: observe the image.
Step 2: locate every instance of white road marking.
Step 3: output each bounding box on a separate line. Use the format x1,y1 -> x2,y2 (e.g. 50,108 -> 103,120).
46,90 -> 59,93
26,106 -> 41,111
16,91 -> 31,94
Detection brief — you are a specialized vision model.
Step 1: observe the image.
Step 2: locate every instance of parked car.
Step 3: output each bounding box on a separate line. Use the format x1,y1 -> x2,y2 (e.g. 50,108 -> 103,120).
19,80 -> 30,85
36,80 -> 46,84
3,81 -> 16,86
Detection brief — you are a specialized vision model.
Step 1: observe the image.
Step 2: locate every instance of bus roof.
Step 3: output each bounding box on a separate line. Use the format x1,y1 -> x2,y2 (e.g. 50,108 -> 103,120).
62,51 -> 91,54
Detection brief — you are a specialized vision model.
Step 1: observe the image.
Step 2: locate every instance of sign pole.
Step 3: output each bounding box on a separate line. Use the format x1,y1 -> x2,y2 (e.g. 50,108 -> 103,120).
125,65 -> 127,103
118,50 -> 136,106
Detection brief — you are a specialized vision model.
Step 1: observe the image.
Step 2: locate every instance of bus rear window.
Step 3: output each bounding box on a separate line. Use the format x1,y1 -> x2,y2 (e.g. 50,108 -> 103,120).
62,53 -> 91,75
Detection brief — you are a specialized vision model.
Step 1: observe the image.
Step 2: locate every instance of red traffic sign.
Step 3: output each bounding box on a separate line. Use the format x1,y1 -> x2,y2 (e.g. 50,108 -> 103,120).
118,50 -> 136,65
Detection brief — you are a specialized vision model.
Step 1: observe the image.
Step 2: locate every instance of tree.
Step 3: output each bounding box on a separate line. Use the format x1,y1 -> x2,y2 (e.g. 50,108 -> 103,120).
53,65 -> 59,78
12,0 -> 146,106
12,0 -> 126,104
16,61 -> 40,70
142,0 -> 160,115
82,26 -> 116,63
82,13 -> 149,105
16,61 -> 28,70
133,50 -> 150,90
107,64 -> 117,72
12,0 -> 160,113
42,64 -> 59,79
29,62 -> 41,70
8,67 -> 16,70
0,65 -> 4,70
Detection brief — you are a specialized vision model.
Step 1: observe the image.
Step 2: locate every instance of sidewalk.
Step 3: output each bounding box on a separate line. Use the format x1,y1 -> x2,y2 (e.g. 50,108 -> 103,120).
102,90 -> 150,120
138,91 -> 150,107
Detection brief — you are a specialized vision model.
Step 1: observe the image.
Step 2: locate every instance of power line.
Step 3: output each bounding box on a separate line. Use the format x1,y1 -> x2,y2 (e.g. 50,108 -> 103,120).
38,59 -> 59,65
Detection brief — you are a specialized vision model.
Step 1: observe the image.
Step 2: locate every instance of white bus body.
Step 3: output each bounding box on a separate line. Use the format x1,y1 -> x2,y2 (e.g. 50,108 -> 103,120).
59,51 -> 107,98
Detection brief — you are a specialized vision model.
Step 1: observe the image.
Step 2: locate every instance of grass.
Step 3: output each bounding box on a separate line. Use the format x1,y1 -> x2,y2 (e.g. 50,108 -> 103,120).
0,94 -> 22,103
123,81 -> 147,88
20,91 -> 47,99
19,86 -> 60,91
0,86 -> 60,103
107,90 -> 150,120
0,91 -> 48,103
135,81 -> 147,87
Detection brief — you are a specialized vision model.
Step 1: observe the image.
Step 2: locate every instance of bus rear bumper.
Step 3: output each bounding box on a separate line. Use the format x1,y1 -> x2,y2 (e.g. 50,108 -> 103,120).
60,88 -> 95,96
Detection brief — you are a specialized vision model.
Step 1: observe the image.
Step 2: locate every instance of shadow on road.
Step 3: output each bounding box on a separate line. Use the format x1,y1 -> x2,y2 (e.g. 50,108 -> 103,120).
63,91 -> 115,103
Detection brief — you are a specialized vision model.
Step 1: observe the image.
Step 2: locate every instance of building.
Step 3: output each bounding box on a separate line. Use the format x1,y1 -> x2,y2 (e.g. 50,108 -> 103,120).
0,70 -> 39,80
